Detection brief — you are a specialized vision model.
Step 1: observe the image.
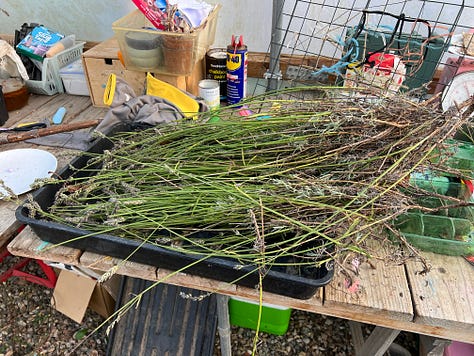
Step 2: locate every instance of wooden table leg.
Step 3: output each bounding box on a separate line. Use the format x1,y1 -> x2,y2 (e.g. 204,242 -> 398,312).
349,321 -> 401,356
216,294 -> 232,356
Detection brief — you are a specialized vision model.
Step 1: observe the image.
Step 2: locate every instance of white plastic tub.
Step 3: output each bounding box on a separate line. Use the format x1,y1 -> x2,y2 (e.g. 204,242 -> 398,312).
59,58 -> 90,96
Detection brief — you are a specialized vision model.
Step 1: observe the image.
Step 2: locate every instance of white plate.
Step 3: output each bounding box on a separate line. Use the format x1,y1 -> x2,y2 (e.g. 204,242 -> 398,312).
0,148 -> 57,197
448,34 -> 474,60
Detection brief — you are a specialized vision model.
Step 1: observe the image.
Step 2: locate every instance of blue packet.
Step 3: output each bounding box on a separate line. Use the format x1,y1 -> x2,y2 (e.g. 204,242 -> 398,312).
16,26 -> 64,61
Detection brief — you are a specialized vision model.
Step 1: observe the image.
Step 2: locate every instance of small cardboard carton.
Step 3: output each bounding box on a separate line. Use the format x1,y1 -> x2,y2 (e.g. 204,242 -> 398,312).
52,269 -> 118,324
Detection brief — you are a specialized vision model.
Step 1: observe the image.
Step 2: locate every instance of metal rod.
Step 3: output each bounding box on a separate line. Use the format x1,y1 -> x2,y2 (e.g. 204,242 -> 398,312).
266,0 -> 285,91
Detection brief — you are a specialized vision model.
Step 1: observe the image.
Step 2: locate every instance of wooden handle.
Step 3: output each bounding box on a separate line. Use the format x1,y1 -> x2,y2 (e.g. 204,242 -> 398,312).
0,119 -> 101,144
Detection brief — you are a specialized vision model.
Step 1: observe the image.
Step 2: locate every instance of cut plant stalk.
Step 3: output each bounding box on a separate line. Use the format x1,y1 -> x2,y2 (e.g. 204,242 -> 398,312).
26,86 -> 473,291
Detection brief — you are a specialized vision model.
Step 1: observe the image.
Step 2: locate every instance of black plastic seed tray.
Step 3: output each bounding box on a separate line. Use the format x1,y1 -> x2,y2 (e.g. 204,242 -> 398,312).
16,133 -> 334,300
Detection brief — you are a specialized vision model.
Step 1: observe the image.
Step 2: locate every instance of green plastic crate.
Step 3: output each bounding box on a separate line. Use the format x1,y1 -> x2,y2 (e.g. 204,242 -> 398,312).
432,139 -> 474,173
228,297 -> 292,336
401,232 -> 474,256
411,196 -> 474,220
394,212 -> 473,241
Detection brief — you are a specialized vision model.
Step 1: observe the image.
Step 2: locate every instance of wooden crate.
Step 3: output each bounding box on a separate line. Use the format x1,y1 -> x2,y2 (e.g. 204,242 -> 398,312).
82,38 -> 202,108
82,38 -> 146,108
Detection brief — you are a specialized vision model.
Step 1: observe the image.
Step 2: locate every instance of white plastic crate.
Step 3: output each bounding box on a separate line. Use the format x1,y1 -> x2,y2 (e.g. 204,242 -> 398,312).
26,41 -> 85,95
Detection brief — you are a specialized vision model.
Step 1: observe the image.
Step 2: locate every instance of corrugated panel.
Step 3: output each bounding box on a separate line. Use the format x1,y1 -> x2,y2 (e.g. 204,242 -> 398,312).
107,277 -> 217,356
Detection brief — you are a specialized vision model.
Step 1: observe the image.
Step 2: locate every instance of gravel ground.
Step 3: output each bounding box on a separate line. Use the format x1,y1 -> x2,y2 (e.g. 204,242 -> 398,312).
1,252 -> 419,356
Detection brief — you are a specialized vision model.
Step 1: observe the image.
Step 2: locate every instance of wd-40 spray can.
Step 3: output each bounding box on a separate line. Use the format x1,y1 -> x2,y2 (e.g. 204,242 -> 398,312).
226,35 -> 248,105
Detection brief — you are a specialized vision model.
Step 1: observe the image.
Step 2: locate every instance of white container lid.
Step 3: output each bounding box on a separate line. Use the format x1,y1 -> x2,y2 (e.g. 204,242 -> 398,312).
59,58 -> 84,75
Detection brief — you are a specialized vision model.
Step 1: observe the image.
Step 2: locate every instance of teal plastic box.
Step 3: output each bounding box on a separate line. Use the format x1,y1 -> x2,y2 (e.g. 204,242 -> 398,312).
228,297 -> 292,336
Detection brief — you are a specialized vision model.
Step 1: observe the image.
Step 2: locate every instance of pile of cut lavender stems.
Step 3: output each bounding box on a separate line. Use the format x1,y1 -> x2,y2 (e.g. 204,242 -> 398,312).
31,87 -> 472,273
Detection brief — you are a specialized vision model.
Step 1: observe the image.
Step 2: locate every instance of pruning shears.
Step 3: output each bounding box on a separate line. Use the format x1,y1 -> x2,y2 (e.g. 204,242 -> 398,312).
0,122 -> 47,132
0,107 -> 65,133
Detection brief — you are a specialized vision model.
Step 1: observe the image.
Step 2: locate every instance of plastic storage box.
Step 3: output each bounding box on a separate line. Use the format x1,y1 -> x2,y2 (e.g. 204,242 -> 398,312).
396,136 -> 474,255
401,233 -> 473,256
59,58 -> 90,96
112,5 -> 220,76
26,41 -> 85,95
228,297 -> 292,335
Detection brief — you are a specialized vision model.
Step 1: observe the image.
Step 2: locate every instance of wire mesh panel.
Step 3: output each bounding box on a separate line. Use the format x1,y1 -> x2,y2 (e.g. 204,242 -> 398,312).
254,0 -> 473,109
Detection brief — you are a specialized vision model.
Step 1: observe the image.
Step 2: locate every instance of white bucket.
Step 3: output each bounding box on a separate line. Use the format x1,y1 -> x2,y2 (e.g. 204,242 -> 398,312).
198,79 -> 220,109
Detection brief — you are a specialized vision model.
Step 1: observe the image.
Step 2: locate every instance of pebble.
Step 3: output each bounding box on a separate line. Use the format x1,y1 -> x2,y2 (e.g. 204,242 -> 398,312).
1,257 -> 419,356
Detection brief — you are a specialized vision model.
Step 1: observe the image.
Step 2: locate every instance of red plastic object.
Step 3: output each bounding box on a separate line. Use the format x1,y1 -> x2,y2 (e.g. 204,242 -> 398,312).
367,52 -> 398,74
0,249 -> 57,288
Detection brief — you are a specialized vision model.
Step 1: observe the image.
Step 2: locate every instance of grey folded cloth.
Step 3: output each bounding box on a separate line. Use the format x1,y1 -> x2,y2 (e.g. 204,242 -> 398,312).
96,75 -> 208,134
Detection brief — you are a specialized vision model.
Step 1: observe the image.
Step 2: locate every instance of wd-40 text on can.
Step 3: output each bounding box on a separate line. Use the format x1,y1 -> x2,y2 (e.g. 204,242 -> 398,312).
226,35 -> 248,105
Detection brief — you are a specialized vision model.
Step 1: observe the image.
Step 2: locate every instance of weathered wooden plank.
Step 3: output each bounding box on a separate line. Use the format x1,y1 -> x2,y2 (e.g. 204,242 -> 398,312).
0,200 -> 22,248
7,226 -> 82,264
80,250 -> 328,306
324,246 -> 414,324
80,251 -> 157,281
4,94 -> 57,125
8,227 -> 474,343
0,94 -> 101,250
80,251 -> 238,295
405,252 -> 474,334
356,326 -> 401,356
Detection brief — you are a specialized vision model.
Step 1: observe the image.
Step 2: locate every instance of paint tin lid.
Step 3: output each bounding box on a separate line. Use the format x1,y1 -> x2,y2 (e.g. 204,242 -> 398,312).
207,48 -> 227,59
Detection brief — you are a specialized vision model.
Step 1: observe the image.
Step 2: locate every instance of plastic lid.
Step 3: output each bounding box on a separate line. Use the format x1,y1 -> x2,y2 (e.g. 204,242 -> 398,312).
59,58 -> 84,75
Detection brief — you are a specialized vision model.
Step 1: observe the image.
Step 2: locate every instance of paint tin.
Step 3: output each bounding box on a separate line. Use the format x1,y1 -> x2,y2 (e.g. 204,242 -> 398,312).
226,44 -> 248,105
198,79 -> 220,110
205,48 -> 227,100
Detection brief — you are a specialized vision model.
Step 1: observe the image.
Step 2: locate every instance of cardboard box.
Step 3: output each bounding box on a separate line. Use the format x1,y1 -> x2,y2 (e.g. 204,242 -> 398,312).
82,38 -> 202,108
82,38 -> 146,107
52,269 -> 118,323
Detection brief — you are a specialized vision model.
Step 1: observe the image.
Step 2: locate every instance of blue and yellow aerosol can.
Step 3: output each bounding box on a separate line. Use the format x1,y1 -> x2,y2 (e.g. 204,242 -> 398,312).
226,35 -> 248,105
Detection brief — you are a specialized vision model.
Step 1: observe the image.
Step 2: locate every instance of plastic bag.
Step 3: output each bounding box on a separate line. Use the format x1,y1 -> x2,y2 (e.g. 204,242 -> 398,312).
0,40 -> 29,80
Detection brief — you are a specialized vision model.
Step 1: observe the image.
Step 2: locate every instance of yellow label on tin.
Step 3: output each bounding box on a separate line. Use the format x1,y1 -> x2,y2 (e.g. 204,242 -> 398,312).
226,53 -> 243,71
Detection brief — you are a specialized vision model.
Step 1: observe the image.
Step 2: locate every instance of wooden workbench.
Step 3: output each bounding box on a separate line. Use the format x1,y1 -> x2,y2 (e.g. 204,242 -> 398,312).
2,93 -> 474,355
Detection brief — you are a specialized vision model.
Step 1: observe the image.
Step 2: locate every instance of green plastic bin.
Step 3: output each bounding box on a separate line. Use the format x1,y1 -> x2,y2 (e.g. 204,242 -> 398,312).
228,297 -> 292,336
411,196 -> 474,220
